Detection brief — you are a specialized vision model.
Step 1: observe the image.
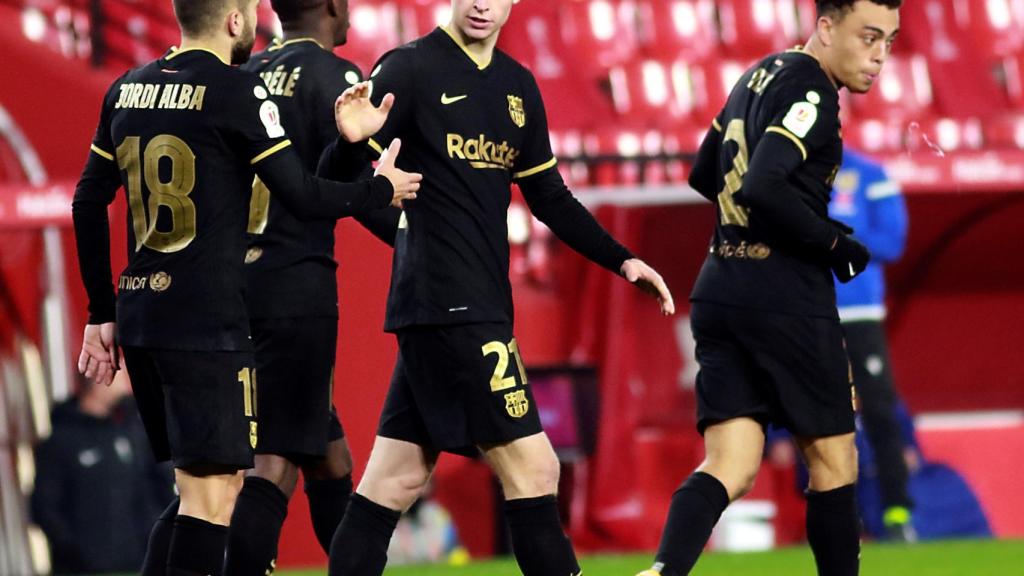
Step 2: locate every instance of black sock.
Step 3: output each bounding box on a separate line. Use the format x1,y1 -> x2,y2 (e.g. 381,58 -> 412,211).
504,495 -> 580,576
328,493 -> 401,576
652,471 -> 730,576
167,515 -> 228,576
141,497 -> 180,576
806,484 -> 860,576
305,475 -> 353,554
223,476 -> 290,576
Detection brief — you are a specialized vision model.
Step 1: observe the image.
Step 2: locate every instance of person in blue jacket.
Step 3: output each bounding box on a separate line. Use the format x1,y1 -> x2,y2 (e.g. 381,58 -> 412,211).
829,148 -> 913,541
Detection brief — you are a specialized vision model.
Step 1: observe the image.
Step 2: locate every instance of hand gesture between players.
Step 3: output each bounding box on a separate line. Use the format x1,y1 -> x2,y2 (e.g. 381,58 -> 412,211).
78,322 -> 119,387
335,81 -> 394,143
374,138 -> 422,207
621,258 -> 676,316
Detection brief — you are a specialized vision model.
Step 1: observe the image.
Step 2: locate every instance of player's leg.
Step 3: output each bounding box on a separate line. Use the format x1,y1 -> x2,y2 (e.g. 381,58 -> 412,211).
328,436 -> 438,576
844,320 -> 914,541
797,432 -> 860,576
643,418 -> 765,576
225,316 -> 339,574
480,432 -> 580,576
302,424 -> 355,553
328,355 -> 439,576
641,303 -> 769,576
170,466 -> 244,576
122,346 -> 178,576
157,349 -> 254,576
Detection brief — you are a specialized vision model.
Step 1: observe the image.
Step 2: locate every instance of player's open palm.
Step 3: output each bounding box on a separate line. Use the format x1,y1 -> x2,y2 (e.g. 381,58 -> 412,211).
335,81 -> 394,143
621,258 -> 676,316
375,138 -> 422,207
78,322 -> 119,387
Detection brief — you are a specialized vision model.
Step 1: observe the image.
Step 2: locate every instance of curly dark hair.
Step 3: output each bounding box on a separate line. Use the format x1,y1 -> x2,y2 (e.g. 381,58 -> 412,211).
817,0 -> 903,20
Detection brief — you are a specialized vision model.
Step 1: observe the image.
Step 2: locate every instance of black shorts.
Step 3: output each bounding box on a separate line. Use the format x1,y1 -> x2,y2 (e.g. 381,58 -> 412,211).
122,346 -> 255,470
378,323 -> 544,456
691,301 -> 856,438
251,316 -> 344,461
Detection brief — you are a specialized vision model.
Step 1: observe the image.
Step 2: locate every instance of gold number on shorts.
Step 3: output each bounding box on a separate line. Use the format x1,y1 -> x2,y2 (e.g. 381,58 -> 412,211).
247,175 -> 270,234
718,119 -> 750,228
237,367 -> 257,417
116,134 -> 198,252
481,338 -> 528,392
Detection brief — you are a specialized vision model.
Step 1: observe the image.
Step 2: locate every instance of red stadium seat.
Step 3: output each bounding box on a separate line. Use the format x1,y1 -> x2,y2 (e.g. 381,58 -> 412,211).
717,0 -> 800,58
397,0 -> 451,42
335,2 -> 401,73
497,3 -> 615,130
558,0 -> 641,80
689,58 -> 753,123
608,59 -> 696,124
842,117 -> 907,154
636,0 -> 718,61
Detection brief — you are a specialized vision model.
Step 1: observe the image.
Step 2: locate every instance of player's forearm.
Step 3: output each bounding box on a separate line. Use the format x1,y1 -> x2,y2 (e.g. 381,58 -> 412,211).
71,163 -> 120,324
743,137 -> 836,258
519,170 -> 635,273
354,207 -> 402,247
317,134 -> 373,183
258,150 -> 393,221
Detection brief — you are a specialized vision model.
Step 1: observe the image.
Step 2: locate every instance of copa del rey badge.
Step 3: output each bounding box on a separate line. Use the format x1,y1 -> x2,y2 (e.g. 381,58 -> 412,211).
782,99 -> 818,139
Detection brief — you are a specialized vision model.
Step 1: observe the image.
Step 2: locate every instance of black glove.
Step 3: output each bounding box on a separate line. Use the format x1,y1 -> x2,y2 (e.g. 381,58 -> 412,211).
829,233 -> 870,283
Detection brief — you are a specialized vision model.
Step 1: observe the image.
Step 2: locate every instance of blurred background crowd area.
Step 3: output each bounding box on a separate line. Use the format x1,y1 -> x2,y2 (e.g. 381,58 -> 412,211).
0,0 -> 1022,573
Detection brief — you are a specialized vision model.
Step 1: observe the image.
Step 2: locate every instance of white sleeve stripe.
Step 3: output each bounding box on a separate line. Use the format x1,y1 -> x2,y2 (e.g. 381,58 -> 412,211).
866,181 -> 901,200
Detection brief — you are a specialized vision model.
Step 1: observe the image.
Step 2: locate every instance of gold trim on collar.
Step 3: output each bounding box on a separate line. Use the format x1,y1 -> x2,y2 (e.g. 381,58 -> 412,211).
440,25 -> 492,70
785,46 -> 821,64
166,46 -> 229,65
269,37 -> 325,51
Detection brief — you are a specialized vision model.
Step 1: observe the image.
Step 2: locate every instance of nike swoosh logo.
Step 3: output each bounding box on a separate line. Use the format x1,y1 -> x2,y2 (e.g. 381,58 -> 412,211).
441,93 -> 468,105
848,262 -> 856,277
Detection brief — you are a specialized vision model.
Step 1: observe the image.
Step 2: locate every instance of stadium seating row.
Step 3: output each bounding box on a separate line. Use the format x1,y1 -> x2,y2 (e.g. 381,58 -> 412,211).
14,0 -> 1024,183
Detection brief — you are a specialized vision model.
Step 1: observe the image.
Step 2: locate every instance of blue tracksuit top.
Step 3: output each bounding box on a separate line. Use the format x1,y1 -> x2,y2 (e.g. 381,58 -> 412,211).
828,150 -> 908,321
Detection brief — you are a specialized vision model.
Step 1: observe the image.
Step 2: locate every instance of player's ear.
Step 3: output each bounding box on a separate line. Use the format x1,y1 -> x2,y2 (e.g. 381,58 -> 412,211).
227,9 -> 244,38
326,0 -> 338,19
816,15 -> 836,47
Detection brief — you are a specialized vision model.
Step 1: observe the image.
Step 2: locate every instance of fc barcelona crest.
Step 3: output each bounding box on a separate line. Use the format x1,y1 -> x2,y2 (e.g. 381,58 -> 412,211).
504,390 -> 529,418
507,95 -> 526,128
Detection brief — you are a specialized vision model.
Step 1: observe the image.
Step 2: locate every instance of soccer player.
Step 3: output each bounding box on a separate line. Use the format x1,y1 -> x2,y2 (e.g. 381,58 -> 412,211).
71,0 -> 420,574
637,1 -> 900,575
829,149 -> 913,541
223,1 -> 401,574
325,1 -> 675,575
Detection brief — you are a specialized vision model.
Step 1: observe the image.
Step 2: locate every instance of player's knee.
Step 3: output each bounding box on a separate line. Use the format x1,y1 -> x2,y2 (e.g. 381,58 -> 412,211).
808,446 -> 858,491
499,454 -> 560,499
253,454 -> 300,495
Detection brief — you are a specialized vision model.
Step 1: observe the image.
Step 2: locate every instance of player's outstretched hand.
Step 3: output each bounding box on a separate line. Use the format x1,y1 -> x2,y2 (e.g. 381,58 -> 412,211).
335,81 -> 395,143
830,233 -> 871,283
78,322 -> 119,387
374,138 -> 422,208
621,258 -> 676,316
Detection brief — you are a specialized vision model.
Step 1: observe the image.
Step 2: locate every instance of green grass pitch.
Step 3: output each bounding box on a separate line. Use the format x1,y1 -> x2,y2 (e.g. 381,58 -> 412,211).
281,539 -> 1024,575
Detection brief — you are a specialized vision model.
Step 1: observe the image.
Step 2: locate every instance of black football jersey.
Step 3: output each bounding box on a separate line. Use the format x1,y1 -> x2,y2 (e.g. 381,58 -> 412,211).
690,50 -> 844,317
241,38 -> 362,319
367,27 -> 559,330
84,48 -> 297,350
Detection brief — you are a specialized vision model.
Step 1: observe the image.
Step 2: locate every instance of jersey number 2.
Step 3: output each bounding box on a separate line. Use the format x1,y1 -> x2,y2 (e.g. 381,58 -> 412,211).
116,135 -> 198,253
718,119 -> 751,228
